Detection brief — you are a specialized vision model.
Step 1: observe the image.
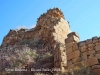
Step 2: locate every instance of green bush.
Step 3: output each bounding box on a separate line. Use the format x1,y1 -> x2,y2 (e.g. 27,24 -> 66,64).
25,51 -> 39,60
43,52 -> 53,59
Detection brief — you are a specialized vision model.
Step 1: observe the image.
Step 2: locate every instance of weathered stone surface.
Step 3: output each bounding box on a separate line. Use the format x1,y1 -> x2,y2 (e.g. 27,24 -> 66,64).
67,32 -> 79,38
67,60 -> 72,66
61,61 -> 67,66
2,8 -> 71,47
65,42 -> 74,48
79,41 -> 86,47
81,48 -> 87,52
96,42 -> 100,45
95,54 -> 100,59
72,57 -> 81,63
93,39 -> 98,43
92,65 -> 100,69
92,69 -> 100,75
66,47 -> 73,55
87,43 -> 94,50
83,57 -> 99,67
96,50 -> 100,54
68,64 -> 74,69
82,50 -> 95,60
80,45 -> 88,52
72,43 -> 78,51
81,45 -> 87,50
82,50 -> 95,56
65,35 -> 79,43
95,45 -> 100,51
59,46 -> 65,51
86,39 -> 92,44
67,50 -> 80,60
88,43 -> 94,48
61,55 -> 67,62
82,54 -> 87,60
88,54 -> 94,58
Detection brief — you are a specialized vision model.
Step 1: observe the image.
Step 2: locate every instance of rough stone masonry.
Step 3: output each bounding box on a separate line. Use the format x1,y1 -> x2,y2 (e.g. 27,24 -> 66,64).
0,8 -> 100,75
54,31 -> 100,74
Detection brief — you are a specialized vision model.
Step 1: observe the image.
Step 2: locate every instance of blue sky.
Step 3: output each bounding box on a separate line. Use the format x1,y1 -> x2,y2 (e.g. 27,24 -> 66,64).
0,0 -> 100,45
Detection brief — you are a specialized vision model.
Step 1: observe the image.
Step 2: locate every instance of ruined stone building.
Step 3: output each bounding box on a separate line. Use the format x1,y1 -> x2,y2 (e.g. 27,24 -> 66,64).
0,8 -> 100,75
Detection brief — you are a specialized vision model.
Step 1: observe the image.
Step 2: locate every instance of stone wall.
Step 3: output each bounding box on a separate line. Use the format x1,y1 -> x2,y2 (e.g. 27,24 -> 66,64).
1,8 -> 71,49
54,32 -> 100,74
1,7 -> 100,74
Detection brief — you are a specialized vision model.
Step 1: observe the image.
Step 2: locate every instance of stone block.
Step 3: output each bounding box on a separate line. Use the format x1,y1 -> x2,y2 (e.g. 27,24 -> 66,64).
65,42 -> 74,48
72,57 -> 81,63
67,50 -> 80,60
82,50 -> 95,60
88,54 -> 94,59
82,50 -> 94,56
93,39 -> 98,43
87,44 -> 94,50
66,47 -> 73,55
74,62 -> 84,68
96,50 -> 100,54
68,64 -> 74,69
88,50 -> 95,54
65,35 -> 79,43
72,43 -> 79,51
86,39 -> 92,44
80,45 -> 88,52
95,45 -> 100,51
96,42 -> 100,45
92,68 -> 100,75
79,41 -> 86,47
92,65 -> 100,69
81,48 -> 87,52
81,45 -> 87,49
88,43 -> 94,48
95,54 -> 100,59
65,38 -> 70,43
67,60 -> 72,66
67,32 -> 79,38
82,54 -> 88,60
83,57 -> 99,67
88,47 -> 94,50
73,36 -> 80,43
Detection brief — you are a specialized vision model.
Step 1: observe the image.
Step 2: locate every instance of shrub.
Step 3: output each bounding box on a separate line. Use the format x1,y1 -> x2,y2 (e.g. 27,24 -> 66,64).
30,38 -> 43,48
25,50 -> 39,60
12,50 -> 39,68
66,67 -> 96,75
39,52 -> 53,63
43,52 -> 53,59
